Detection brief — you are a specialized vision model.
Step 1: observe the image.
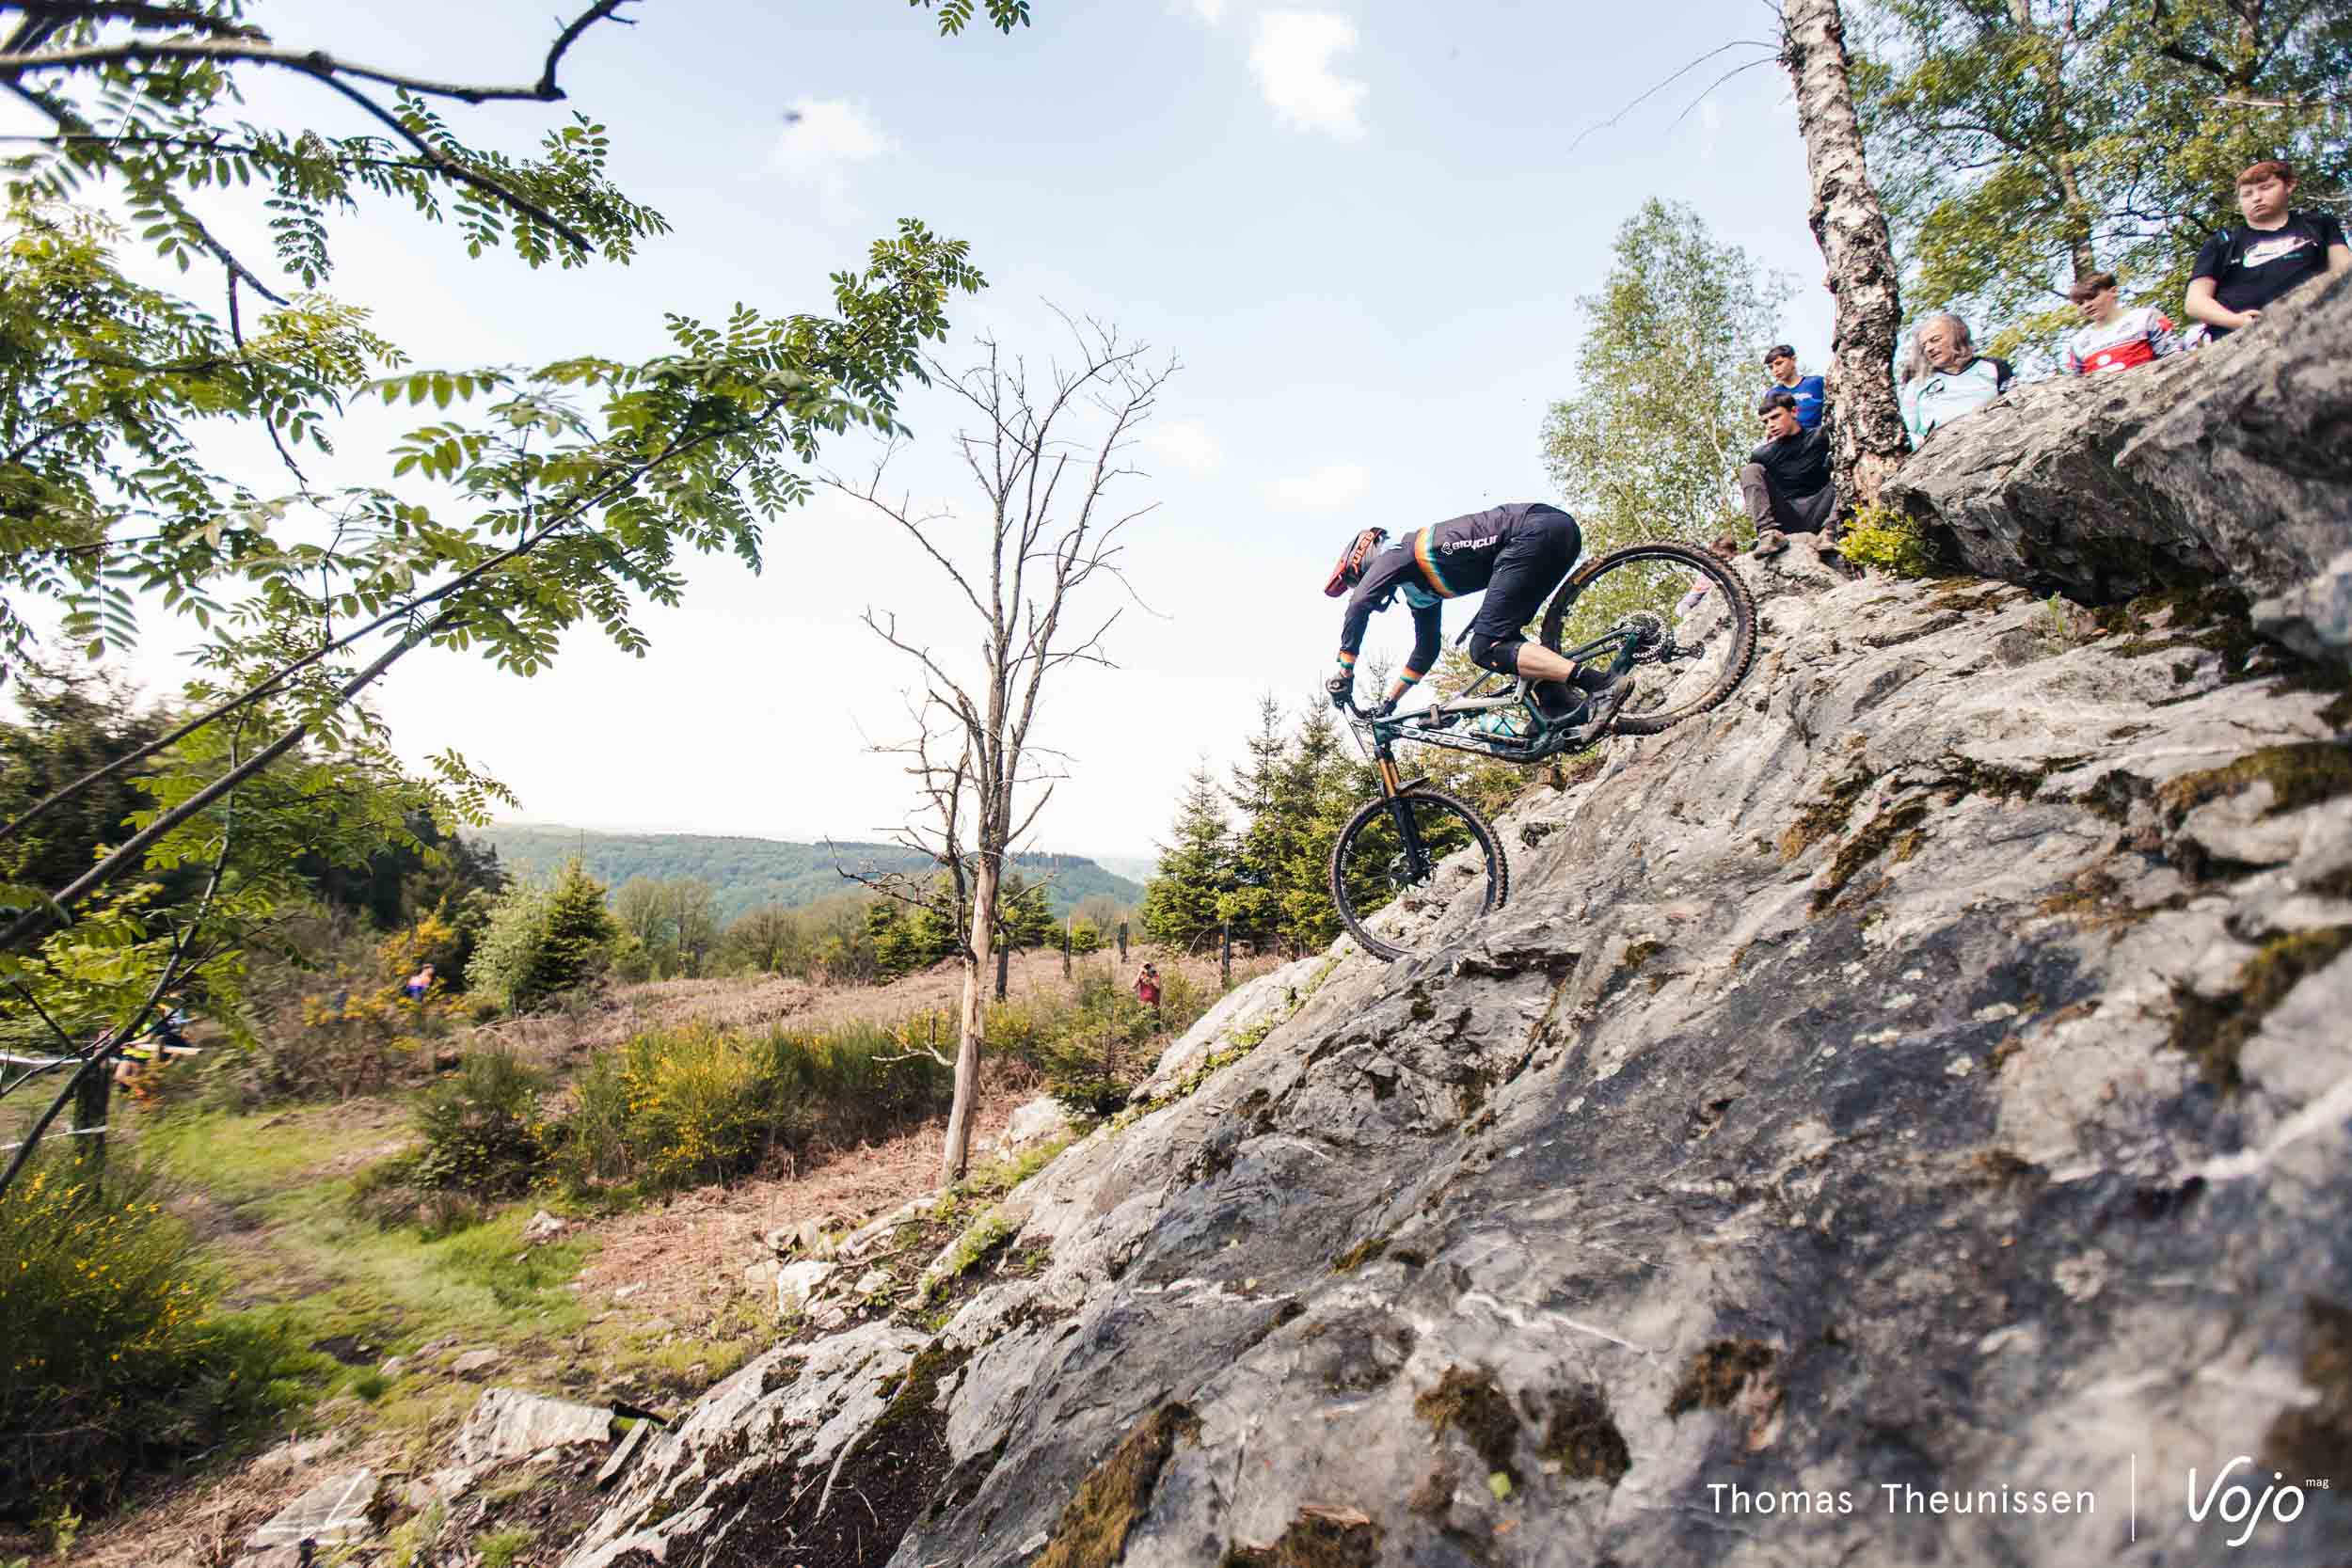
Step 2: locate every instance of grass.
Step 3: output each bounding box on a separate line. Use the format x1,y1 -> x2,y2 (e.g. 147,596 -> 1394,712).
129,1095 -> 770,1463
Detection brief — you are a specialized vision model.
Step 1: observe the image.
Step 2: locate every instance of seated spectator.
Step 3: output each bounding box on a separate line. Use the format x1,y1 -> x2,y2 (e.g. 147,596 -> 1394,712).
402,962 -> 436,1003
1742,393 -> 1834,558
1761,344 -> 1827,429
1899,314 -> 2012,446
2062,273 -> 2177,374
2185,158 -> 2350,341
1676,534 -> 1742,616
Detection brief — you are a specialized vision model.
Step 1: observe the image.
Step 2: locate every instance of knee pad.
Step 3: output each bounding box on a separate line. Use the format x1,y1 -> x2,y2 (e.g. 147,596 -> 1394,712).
1467,632 -> 1523,675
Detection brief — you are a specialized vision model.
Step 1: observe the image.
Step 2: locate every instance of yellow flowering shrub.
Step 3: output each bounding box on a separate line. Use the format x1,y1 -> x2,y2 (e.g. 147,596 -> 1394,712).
0,1156 -> 317,1521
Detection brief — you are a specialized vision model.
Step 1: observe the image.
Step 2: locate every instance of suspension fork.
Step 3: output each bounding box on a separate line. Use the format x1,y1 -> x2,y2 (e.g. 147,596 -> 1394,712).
1374,745 -> 1434,879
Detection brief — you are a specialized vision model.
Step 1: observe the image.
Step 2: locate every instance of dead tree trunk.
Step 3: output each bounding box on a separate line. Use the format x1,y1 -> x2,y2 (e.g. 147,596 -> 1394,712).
1781,0 -> 1908,507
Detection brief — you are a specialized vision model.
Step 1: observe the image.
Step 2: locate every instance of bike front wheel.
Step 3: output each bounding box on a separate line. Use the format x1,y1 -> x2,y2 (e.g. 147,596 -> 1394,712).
1328,786 -> 1508,963
1539,540 -> 1759,736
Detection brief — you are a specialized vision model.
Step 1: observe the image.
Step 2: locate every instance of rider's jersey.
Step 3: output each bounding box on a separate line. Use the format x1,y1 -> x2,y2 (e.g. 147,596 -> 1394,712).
1336,503 -> 1563,679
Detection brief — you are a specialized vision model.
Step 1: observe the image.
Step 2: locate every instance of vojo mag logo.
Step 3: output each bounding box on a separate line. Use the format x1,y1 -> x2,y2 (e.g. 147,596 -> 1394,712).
2185,1457 -> 2329,1549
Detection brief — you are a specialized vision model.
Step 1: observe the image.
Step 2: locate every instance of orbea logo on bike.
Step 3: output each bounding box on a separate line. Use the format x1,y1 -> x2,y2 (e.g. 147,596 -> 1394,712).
2186,1458 -> 2325,1548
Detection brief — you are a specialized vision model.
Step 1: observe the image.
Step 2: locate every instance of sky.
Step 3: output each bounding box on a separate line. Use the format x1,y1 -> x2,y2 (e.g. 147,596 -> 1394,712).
14,0 -> 1836,866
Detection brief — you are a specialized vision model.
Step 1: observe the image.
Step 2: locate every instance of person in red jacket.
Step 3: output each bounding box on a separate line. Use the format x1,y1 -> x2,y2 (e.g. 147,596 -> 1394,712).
1134,962 -> 1162,1026
2061,272 -> 2177,375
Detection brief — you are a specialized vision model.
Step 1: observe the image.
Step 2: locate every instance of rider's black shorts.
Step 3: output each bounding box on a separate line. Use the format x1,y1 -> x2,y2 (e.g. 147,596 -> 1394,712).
1465,505 -> 1581,671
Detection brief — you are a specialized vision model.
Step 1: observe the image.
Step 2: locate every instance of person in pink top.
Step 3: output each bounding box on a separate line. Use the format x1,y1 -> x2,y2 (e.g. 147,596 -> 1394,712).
2061,273 -> 2177,375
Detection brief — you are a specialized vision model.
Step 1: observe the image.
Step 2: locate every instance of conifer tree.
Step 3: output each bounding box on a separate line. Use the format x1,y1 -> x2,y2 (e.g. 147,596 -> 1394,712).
1138,765 -> 1233,948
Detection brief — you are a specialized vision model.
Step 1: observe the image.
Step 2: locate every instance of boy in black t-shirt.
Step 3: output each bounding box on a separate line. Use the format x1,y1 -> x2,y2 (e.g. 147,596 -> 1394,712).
2185,158 -> 2350,340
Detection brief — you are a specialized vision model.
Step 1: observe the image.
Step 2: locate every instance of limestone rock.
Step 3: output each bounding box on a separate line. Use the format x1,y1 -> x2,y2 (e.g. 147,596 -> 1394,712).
775,1259 -> 834,1317
994,1095 -> 1073,1154
448,1388 -> 612,1467
237,1468 -> 379,1564
449,1347 -> 501,1376
1883,271 -> 2352,658
2255,546 -> 2352,669
549,484 -> 2352,1565
521,1208 -> 569,1244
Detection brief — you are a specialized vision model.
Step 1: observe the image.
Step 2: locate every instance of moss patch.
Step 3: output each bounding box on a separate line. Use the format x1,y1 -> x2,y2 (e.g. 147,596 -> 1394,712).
1414,1367 -> 1522,1486
1666,1340 -> 1776,1418
2157,743 -> 2352,824
1221,1506 -> 1384,1567
1620,938 -> 1664,974
1033,1402 -> 1201,1568
1779,761 -> 1879,863
1331,1237 -> 1388,1274
1537,1386 -> 1630,1486
2167,926 -> 2352,1089
1812,798 -> 1931,912
2264,1298 -> 2352,1481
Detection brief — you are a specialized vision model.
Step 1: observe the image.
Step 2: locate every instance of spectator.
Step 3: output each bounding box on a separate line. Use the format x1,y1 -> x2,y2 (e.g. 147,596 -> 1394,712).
1760,344 -> 1827,430
2185,159 -> 2350,341
1899,314 -> 2013,446
1742,393 -> 1835,558
402,962 -> 436,1003
1676,534 -> 1742,616
2062,273 -> 2177,374
1134,962 -> 1162,1026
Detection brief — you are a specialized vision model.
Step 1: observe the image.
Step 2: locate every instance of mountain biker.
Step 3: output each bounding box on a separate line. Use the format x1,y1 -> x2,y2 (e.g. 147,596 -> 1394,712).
1322,502 -> 1635,733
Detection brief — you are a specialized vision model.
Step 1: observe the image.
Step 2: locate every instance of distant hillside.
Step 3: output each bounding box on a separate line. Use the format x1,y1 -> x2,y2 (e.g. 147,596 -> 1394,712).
469,825 -> 1143,925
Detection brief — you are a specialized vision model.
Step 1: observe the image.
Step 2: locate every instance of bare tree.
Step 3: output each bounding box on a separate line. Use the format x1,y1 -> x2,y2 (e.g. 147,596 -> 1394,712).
1780,0 -> 1908,506
829,319 -> 1169,1182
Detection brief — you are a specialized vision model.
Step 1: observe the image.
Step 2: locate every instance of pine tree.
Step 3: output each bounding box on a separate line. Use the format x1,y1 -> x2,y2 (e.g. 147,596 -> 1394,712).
1138,765 -> 1233,948
1222,696 -> 1291,948
519,857 -> 617,1007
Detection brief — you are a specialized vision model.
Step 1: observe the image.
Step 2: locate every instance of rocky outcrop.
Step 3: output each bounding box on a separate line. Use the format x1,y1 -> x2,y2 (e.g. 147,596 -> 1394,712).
1884,271 -> 2352,664
534,541 -> 2352,1567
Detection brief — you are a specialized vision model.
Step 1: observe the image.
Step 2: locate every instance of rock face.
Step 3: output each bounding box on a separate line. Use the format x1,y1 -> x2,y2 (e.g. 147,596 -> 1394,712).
543,541 -> 2352,1567
1884,271 -> 2352,664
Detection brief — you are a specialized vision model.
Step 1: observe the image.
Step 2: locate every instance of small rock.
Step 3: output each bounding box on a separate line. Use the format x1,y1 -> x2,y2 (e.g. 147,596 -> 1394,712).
809,1301 -> 852,1332
243,1468 -> 379,1552
743,1257 -> 780,1291
596,1418 -> 652,1489
853,1268 -> 895,1297
451,1347 -> 501,1376
251,1433 -> 342,1478
375,1355 -> 405,1380
776,1259 -> 835,1316
449,1387 -> 612,1466
521,1209 -> 569,1245
997,1096 -> 1074,1155
612,1282 -> 647,1302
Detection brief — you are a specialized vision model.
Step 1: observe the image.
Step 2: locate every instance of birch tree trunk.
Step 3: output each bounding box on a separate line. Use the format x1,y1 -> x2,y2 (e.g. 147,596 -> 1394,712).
943,854 -> 998,1182
1781,0 -> 1908,508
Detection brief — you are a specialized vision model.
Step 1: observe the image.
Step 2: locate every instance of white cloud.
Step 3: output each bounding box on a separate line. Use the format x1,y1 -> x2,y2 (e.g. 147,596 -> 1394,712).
1140,417 -> 1225,477
774,100 -> 896,178
1261,461 -> 1371,515
1248,12 -> 1368,138
1175,0 -> 1228,22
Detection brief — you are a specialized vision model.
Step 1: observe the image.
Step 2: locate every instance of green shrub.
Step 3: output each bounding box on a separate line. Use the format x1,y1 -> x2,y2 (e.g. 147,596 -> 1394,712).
557,1018 -> 955,1198
476,1527 -> 533,1568
412,1047 -> 549,1198
466,858 -> 616,1013
1838,502 -> 1944,578
0,1156 -> 326,1523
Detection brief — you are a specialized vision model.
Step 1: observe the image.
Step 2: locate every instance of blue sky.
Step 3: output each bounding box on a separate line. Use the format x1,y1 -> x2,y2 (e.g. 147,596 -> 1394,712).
28,1 -> 1837,864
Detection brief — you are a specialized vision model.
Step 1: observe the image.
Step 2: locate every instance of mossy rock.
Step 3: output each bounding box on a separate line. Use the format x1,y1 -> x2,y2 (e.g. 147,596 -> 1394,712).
2167,926 -> 2352,1089
1032,1402 -> 1201,1568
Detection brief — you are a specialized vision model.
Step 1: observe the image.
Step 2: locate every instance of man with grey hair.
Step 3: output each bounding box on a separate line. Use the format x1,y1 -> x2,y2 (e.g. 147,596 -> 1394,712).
1899,314 -> 2012,446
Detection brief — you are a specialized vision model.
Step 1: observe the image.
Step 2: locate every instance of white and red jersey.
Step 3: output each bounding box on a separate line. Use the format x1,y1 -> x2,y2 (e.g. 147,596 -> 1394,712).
2063,305 -> 2179,375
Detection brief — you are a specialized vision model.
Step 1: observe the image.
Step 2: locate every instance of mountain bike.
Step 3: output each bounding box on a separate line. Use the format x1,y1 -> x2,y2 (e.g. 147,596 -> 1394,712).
1327,540 -> 1758,962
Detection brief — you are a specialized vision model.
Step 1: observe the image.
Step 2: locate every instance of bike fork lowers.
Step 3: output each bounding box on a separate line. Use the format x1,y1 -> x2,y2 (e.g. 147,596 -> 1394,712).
1377,754 -> 1434,879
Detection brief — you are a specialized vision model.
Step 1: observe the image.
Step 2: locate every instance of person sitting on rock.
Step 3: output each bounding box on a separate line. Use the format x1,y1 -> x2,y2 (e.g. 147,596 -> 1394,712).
1760,344 -> 1827,430
2185,158 -> 2350,342
1743,394 -> 1835,559
1676,535 -> 1742,615
2061,272 -> 2177,374
1899,313 -> 2013,447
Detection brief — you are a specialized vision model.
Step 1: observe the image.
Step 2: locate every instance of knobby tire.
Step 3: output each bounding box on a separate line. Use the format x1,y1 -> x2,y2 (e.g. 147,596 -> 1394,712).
1538,540 -> 1759,736
1327,785 -> 1508,964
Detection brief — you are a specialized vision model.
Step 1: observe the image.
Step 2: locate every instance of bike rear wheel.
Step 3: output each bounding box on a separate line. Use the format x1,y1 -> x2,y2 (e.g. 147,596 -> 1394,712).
1328,785 -> 1507,963
1538,540 -> 1758,736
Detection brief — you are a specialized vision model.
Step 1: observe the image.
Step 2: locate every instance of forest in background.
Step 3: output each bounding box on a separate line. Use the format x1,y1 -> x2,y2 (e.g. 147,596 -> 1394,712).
470,824 -> 1139,924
